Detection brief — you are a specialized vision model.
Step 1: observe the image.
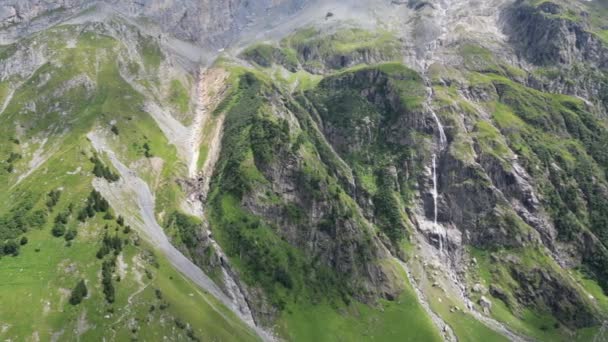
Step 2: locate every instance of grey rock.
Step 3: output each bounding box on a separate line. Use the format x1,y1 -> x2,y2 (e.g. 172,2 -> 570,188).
479,295 -> 492,313
472,283 -> 485,294
502,2 -> 608,68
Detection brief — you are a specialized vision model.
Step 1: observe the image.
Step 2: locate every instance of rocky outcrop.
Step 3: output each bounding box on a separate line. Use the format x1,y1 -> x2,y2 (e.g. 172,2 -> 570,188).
502,1 -> 608,68
239,44 -> 299,72
0,0 -> 85,28
303,47 -> 398,74
287,29 -> 402,74
502,1 -> 608,115
510,265 -> 598,328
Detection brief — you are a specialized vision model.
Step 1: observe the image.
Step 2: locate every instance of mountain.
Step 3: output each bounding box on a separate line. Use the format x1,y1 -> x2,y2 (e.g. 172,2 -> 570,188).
0,0 -> 607,341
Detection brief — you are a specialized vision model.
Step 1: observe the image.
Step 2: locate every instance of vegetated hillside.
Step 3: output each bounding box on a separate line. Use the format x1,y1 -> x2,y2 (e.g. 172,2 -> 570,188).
1,0 -> 608,341
227,21 -> 608,340
0,21 -> 259,341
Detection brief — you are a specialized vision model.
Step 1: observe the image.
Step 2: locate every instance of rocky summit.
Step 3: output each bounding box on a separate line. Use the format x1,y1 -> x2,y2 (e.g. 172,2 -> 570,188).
0,0 -> 607,341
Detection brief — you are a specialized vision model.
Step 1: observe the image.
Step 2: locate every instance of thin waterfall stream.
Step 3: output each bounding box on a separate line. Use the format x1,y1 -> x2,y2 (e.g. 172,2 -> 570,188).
425,86 -> 447,255
432,154 -> 443,254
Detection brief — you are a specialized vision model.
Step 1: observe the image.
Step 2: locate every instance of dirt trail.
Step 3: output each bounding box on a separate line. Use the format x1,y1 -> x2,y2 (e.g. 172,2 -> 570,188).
0,88 -> 14,116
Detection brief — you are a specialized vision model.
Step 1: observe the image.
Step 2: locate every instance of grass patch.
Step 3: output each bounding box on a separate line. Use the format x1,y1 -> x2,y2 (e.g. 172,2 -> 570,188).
277,259 -> 442,341
168,79 -> 190,114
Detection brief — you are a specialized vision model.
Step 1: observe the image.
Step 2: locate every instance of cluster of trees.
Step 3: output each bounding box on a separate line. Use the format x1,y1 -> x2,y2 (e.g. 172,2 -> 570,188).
96,217 -> 129,304
51,205 -> 77,241
217,206 -> 296,305
373,168 -> 406,243
102,258 -> 116,303
91,155 -> 119,182
52,206 -> 68,234
77,190 -> 110,222
5,152 -> 22,173
96,232 -> 123,259
174,317 -> 201,342
1,186 -> 115,255
0,195 -> 44,240
0,190 -> 61,255
46,190 -> 61,210
51,190 -> 113,243
0,237 -> 26,257
250,115 -> 290,166
165,212 -> 200,250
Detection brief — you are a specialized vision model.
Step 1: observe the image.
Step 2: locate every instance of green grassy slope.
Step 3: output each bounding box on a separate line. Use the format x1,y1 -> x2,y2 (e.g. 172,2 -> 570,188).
0,24 -> 257,341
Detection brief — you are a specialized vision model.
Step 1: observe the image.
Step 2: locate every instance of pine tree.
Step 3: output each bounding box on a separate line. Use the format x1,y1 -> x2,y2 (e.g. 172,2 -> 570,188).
69,279 -> 88,305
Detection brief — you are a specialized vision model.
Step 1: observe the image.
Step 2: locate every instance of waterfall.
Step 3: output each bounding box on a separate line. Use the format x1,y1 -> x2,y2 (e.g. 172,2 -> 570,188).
432,154 -> 438,225
426,87 -> 447,149
431,109 -> 447,148
432,154 -> 443,254
427,87 -> 446,255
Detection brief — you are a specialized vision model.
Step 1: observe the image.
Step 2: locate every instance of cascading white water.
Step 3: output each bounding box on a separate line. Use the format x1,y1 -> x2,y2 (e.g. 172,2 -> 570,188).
431,153 -> 443,254
426,87 -> 447,255
426,87 -> 447,148
431,110 -> 447,148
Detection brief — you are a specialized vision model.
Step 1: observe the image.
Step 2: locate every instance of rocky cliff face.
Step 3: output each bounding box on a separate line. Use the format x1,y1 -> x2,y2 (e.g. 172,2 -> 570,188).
0,0 -> 309,46
503,1 -> 608,68
502,0 -> 608,114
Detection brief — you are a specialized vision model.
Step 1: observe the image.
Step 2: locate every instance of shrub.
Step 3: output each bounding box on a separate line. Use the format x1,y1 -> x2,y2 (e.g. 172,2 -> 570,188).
143,143 -> 153,158
64,229 -> 77,241
51,223 -> 66,237
2,240 -> 19,256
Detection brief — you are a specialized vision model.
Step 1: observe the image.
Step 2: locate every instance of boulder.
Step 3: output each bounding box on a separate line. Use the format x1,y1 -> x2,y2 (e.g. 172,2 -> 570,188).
472,283 -> 485,294
479,296 -> 492,314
